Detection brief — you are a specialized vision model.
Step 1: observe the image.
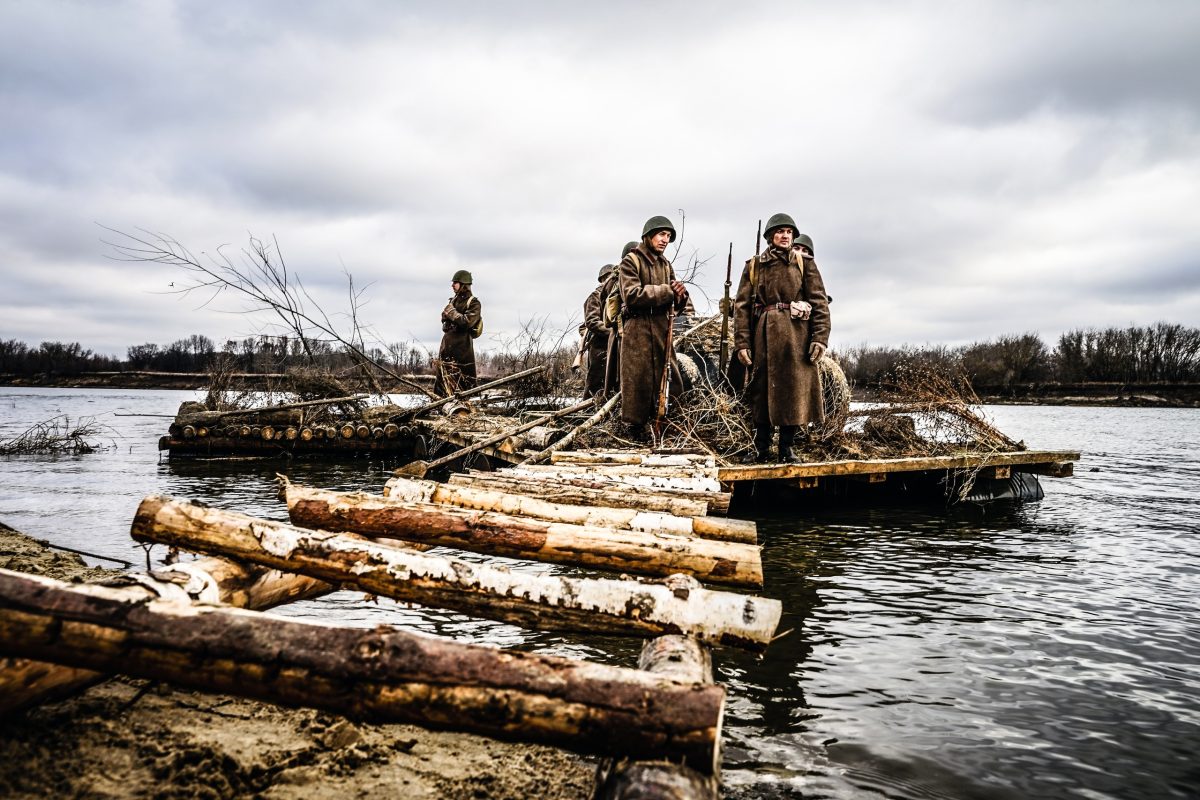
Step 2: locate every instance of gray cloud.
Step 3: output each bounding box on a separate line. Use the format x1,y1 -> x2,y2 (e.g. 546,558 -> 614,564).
1,0 -> 1197,359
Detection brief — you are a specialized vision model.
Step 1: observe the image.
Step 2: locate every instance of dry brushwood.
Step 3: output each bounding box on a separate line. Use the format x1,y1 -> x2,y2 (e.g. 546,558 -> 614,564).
0,416 -> 112,455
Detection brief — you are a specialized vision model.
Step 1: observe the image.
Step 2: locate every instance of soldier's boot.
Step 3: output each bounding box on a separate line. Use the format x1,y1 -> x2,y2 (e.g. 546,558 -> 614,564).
748,425 -> 773,463
778,426 -> 802,463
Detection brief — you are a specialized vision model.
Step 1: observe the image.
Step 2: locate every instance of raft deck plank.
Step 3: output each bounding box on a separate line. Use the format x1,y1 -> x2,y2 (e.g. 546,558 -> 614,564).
717,449 -> 1081,482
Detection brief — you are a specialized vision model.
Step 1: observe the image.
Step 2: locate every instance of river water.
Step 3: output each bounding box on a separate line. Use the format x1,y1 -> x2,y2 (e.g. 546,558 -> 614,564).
1,388 -> 1196,799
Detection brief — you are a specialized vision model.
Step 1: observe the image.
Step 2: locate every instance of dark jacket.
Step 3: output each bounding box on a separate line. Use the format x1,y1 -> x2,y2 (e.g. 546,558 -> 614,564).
436,288 -> 482,394
733,246 -> 830,426
583,282 -> 609,398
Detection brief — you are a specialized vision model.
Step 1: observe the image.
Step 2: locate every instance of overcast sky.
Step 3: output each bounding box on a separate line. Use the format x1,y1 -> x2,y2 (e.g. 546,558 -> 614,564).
2,0 -> 1198,358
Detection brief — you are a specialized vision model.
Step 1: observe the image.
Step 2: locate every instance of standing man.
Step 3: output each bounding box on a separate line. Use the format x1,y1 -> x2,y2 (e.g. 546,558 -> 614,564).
581,264 -> 614,398
618,217 -> 689,440
602,241 -> 638,398
436,269 -> 483,395
733,213 -> 831,462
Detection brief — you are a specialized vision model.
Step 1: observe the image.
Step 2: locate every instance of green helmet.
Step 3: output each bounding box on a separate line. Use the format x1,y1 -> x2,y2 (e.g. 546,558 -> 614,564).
621,240 -> 639,258
598,263 -> 614,282
641,216 -> 676,242
763,212 -> 798,240
452,269 -> 473,285
794,233 -> 815,255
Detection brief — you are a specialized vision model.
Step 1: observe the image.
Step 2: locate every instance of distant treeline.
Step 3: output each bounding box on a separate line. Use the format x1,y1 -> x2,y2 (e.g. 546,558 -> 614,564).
4,322 -> 1199,388
840,323 -> 1200,387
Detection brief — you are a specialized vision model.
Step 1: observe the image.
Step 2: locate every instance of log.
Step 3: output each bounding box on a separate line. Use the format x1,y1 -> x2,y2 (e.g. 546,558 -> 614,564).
451,472 -> 729,515
519,392 -> 621,465
383,476 -> 756,544
285,483 -> 763,588
131,497 -> 780,650
390,364 -> 549,422
173,395 -> 365,424
550,452 -> 716,467
596,636 -> 720,799
0,569 -> 724,771
448,473 -> 711,516
499,466 -> 727,501
0,556 -> 331,716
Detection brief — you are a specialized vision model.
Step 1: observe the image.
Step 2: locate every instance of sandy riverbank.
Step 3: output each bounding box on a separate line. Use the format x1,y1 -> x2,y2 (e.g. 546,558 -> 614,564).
0,522 -> 596,799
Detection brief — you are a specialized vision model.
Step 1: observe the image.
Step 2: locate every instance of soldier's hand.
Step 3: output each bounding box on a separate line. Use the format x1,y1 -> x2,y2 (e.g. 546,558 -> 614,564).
670,280 -> 688,300
737,349 -> 753,367
789,300 -> 812,320
809,342 -> 827,363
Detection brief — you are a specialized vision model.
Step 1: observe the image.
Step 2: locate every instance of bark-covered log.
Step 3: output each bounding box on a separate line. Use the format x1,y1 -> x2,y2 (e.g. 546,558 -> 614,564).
0,556 -> 331,715
550,452 -> 716,468
595,636 -> 720,799
0,569 -> 725,771
131,497 -> 780,650
285,483 -> 762,588
383,476 -> 755,544
447,473 -> 712,517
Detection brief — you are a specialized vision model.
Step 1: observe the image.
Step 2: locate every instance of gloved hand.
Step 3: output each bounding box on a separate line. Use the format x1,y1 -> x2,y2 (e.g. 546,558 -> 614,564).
737,349 -> 753,367
809,342 -> 827,363
789,300 -> 812,320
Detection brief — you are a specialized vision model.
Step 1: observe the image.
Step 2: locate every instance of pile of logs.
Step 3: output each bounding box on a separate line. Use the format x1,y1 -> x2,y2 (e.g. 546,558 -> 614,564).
0,448 -> 778,797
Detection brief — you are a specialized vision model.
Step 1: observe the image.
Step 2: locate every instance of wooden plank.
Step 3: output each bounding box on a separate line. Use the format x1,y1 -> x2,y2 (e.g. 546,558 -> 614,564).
717,449 -> 1082,482
1014,461 -> 1075,478
980,465 -> 1012,480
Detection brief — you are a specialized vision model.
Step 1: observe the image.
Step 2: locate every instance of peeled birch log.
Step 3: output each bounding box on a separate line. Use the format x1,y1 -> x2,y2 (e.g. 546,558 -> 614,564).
596,636 -> 720,799
0,569 -> 724,771
0,556 -> 331,716
447,473 -> 712,517
457,471 -> 731,516
551,452 -> 717,468
383,476 -> 756,544
131,497 -> 781,650
285,483 -> 762,588
494,469 -> 731,514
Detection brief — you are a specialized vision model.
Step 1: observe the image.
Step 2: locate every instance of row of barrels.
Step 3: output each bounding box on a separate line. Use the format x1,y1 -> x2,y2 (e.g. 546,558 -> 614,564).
168,422 -> 413,442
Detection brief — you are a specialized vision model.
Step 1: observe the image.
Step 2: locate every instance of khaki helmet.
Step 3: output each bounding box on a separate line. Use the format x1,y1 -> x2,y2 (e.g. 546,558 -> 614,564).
598,263 -> 614,282
452,269 -> 473,285
763,212 -> 798,240
621,240 -> 639,258
641,216 -> 676,242
794,233 -> 815,255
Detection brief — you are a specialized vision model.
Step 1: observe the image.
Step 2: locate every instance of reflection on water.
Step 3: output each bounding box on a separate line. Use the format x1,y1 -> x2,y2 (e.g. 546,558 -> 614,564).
2,389 -> 1198,800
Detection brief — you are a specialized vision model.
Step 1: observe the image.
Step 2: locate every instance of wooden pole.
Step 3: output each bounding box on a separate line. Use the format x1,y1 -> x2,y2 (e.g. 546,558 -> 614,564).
285,483 -> 763,588
130,497 -> 781,650
0,557 -> 331,716
383,476 -> 756,544
0,568 -> 724,770
396,398 -> 597,478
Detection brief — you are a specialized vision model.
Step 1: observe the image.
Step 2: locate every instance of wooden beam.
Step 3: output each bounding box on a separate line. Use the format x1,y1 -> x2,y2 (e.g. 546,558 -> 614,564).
1014,461 -> 1075,478
717,449 -> 1082,482
980,465 -> 1012,480
0,569 -> 724,771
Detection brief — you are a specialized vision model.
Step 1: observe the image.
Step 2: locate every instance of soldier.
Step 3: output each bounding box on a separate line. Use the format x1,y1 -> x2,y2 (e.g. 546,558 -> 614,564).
435,269 -> 483,395
618,217 -> 689,440
581,264 -> 614,398
733,213 -> 831,462
602,241 -> 638,398
794,233 -> 814,258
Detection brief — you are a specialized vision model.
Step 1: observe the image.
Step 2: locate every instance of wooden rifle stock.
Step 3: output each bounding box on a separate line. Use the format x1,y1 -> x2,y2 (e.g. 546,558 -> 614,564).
718,242 -> 733,375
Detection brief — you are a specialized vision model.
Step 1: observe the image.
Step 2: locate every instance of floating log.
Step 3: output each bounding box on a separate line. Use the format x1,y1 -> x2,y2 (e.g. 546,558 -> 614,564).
285,483 -> 762,588
0,569 -> 725,771
383,476 -> 755,544
448,473 -> 712,517
131,497 -> 780,650
0,556 -> 331,716
596,636 -> 720,799
452,472 -> 731,516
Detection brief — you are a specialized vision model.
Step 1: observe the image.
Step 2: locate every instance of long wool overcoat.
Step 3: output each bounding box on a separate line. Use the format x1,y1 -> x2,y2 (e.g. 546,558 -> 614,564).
437,289 -> 482,393
617,244 -> 687,426
582,281 -> 609,397
599,272 -> 622,397
733,246 -> 831,426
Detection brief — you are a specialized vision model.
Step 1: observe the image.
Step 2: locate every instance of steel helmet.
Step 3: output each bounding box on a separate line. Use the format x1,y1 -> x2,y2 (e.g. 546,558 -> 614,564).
452,269 -> 473,285
794,233 -> 815,255
621,240 -> 639,258
598,264 -> 614,282
641,216 -> 676,242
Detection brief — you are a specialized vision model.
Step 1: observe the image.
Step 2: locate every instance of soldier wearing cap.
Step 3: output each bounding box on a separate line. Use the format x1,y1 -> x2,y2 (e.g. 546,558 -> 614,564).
581,264 -> 615,398
617,217 -> 689,439
436,269 -> 483,395
733,213 -> 831,462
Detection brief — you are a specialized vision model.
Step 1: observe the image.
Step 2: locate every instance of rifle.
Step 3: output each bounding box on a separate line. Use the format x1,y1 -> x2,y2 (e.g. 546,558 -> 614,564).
653,309 -> 676,445
718,242 -> 733,376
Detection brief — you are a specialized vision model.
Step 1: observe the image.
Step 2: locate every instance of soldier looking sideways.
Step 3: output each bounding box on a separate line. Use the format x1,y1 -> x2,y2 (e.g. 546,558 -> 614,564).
436,269 -> 483,395
582,264 -> 614,398
601,241 -> 639,399
617,216 -> 689,441
733,213 -> 831,462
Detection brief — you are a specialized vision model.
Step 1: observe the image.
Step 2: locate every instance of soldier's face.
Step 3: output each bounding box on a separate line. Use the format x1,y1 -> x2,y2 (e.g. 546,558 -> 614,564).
648,230 -> 672,253
451,281 -> 463,293
772,228 -> 794,248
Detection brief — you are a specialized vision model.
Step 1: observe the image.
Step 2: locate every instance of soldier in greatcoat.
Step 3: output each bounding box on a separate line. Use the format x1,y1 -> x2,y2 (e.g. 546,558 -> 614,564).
436,269 -> 483,396
618,217 -> 689,439
602,241 -> 639,398
733,213 -> 831,462
581,264 -> 614,398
